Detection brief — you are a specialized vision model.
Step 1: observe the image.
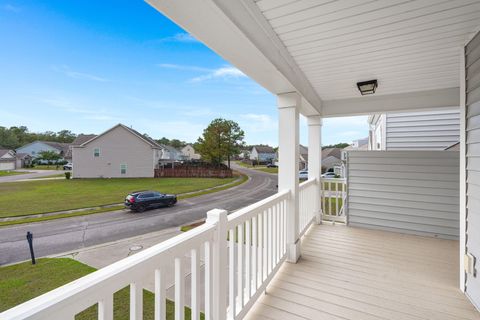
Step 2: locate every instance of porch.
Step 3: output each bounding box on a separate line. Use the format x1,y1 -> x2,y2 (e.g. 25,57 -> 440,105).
246,224 -> 479,320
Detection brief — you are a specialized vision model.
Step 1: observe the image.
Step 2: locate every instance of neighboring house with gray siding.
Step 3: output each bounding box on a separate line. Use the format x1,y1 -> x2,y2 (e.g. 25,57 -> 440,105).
72,124 -> 163,178
16,141 -> 70,161
368,109 -> 460,150
250,146 -> 276,163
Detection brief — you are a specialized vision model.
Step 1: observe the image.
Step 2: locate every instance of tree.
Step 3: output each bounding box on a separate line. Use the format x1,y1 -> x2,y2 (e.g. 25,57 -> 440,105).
56,130 -> 76,143
322,143 -> 350,149
38,150 -> 62,164
196,118 -> 245,168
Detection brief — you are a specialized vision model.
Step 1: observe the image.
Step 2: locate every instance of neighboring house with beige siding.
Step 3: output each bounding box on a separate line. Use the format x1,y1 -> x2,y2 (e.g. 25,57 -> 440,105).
72,124 -> 163,178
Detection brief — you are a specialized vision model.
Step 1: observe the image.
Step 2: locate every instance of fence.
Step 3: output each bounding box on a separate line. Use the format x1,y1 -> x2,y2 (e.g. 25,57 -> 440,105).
321,178 -> 347,223
155,165 -> 233,178
0,191 -> 290,320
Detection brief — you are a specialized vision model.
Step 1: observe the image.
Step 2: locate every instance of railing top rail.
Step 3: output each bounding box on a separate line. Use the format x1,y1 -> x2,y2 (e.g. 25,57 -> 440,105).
322,177 -> 346,182
299,178 -> 317,189
1,222 -> 216,319
227,189 -> 290,227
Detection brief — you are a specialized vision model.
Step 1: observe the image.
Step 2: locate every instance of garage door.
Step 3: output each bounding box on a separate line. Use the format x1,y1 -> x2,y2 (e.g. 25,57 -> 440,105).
0,161 -> 15,171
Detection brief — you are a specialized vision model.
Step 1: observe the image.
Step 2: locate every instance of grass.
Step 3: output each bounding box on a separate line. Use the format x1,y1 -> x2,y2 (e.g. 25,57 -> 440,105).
0,258 -> 203,319
28,173 -> 66,179
0,174 -> 248,227
0,171 -> 28,177
322,197 -> 344,215
32,165 -> 64,170
0,177 -> 237,218
255,167 -> 278,174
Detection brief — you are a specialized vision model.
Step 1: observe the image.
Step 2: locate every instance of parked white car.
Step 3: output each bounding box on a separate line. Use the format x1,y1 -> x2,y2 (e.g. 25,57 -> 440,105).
63,163 -> 73,170
299,170 -> 308,180
322,172 -> 336,178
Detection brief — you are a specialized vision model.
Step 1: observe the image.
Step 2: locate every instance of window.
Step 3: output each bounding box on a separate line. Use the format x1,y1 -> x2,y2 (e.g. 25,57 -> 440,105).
94,148 -> 100,157
120,164 -> 127,175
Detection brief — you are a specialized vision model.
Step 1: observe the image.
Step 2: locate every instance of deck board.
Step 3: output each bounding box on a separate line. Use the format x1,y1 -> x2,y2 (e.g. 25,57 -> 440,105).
245,224 -> 480,320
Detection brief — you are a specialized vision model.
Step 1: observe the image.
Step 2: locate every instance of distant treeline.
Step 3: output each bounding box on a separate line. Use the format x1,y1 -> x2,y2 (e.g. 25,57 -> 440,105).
0,126 -> 77,149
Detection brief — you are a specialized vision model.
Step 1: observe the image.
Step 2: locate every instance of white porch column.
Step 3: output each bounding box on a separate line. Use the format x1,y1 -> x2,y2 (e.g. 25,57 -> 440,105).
277,92 -> 301,263
307,115 -> 323,224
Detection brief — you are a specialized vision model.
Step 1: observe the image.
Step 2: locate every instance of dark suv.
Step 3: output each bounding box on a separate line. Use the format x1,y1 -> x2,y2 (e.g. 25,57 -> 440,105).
125,191 -> 177,212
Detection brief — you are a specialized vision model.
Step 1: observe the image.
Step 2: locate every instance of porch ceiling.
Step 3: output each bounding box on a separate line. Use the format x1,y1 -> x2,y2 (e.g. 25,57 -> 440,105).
148,0 -> 480,116
255,0 -> 480,100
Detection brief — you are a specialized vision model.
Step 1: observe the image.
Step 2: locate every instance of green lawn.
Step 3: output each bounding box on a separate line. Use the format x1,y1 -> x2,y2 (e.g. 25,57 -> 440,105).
28,173 -> 66,179
0,258 -> 202,319
32,165 -> 64,170
0,171 -> 28,177
322,197 -> 344,215
255,167 -> 278,174
0,177 -> 237,218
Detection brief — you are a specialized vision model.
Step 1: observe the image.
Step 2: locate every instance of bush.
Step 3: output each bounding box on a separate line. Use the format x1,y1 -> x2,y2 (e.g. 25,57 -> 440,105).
64,172 -> 71,180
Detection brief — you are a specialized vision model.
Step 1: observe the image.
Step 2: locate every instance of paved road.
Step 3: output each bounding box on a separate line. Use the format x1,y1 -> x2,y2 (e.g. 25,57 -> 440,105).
0,164 -> 277,265
0,169 -> 64,183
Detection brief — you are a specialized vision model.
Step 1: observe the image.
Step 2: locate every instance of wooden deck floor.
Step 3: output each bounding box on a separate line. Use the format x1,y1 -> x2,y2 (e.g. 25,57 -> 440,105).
245,224 -> 480,320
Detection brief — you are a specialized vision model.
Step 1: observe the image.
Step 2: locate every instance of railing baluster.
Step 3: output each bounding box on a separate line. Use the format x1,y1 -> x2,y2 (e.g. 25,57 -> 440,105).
98,295 -> 113,320
258,212 -> 263,285
252,216 -> 257,293
272,204 -> 277,265
130,282 -> 143,320
154,268 -> 166,320
229,228 -> 236,318
175,257 -> 185,320
237,223 -> 244,308
267,207 -> 272,274
245,219 -> 251,300
263,209 -> 268,280
204,241 -> 212,320
191,248 -> 200,320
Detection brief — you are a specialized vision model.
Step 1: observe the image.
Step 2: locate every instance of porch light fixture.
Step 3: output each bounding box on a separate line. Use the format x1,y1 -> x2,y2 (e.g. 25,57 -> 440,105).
357,79 -> 378,95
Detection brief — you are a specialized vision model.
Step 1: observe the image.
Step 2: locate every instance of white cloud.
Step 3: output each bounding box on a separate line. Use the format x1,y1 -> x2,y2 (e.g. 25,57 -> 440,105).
156,63 -> 210,73
53,65 -> 108,82
239,113 -> 277,133
156,32 -> 200,43
190,66 -> 246,83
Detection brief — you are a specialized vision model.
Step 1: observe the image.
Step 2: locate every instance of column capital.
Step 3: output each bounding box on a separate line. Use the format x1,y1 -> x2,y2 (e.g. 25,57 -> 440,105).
307,115 -> 323,126
277,92 -> 301,109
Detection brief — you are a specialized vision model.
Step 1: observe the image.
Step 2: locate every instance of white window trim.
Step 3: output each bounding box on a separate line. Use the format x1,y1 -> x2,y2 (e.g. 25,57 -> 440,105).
120,164 -> 127,175
94,148 -> 100,157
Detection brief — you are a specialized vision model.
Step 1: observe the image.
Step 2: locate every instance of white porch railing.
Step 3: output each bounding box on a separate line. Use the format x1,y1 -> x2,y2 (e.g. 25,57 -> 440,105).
298,178 -> 317,236
322,178 -> 347,223
0,190 -> 290,320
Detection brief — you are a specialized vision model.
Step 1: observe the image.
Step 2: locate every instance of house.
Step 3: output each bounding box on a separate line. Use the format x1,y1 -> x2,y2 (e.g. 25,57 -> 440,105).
0,149 -> 16,170
159,145 -> 183,163
322,147 -> 343,172
299,144 -> 308,169
249,145 -> 276,163
368,109 -> 460,150
16,141 -> 70,162
4,3 -> 480,320
72,124 -> 163,178
344,137 -> 369,150
15,153 -> 32,168
181,144 -> 201,161
65,134 -> 97,162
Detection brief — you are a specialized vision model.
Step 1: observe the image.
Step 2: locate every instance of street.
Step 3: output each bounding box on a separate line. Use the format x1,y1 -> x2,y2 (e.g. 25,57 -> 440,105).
0,164 -> 277,265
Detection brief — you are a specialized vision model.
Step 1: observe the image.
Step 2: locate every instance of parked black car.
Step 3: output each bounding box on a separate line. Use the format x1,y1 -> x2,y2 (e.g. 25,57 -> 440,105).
125,191 -> 177,212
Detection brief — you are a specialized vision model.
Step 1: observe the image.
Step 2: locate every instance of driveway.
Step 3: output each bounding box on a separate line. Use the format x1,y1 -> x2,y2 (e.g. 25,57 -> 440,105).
0,164 -> 277,265
0,170 -> 64,183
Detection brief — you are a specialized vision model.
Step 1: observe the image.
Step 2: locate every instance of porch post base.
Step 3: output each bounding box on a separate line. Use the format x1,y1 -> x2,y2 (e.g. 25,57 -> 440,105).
287,240 -> 301,263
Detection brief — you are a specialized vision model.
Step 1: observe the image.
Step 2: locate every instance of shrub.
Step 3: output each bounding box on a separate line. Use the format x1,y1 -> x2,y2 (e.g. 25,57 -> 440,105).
64,172 -> 71,180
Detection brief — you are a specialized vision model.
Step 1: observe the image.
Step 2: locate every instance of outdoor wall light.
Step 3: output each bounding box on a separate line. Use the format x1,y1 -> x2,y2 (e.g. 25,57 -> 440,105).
357,79 -> 378,95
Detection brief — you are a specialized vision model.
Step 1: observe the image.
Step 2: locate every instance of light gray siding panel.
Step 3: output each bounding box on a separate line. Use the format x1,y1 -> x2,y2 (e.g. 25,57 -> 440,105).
385,109 -> 460,150
465,30 -> 480,308
347,151 -> 459,239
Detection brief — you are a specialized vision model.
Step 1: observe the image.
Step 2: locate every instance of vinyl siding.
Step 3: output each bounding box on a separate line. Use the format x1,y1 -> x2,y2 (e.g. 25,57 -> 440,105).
347,151 -> 459,240
466,30 -> 480,309
385,109 -> 460,150
72,126 -> 156,178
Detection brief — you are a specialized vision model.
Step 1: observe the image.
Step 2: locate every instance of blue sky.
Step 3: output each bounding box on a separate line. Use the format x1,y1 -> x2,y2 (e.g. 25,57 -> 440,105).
0,0 -> 368,146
